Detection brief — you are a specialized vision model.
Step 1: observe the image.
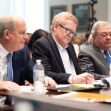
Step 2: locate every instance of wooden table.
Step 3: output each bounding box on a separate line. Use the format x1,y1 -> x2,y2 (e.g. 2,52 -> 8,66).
1,88 -> 111,111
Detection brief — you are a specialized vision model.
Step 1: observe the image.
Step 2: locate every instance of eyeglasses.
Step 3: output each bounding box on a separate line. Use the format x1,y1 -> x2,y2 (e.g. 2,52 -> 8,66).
59,24 -> 77,37
95,32 -> 111,38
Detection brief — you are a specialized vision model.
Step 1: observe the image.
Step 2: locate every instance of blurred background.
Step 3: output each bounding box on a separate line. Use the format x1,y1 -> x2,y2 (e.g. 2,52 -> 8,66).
0,0 -> 111,35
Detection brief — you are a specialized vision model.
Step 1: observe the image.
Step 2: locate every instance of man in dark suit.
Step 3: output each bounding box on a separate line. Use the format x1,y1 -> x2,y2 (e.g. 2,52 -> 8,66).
32,12 -> 94,84
78,21 -> 111,80
0,15 -> 56,92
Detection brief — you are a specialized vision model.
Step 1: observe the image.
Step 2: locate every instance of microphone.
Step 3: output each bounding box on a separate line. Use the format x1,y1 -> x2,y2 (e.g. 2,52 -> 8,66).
102,77 -> 111,88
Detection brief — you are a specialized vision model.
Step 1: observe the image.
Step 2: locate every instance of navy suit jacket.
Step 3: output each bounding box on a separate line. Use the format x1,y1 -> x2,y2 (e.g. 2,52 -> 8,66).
32,34 -> 81,84
5,46 -> 33,105
12,46 -> 33,85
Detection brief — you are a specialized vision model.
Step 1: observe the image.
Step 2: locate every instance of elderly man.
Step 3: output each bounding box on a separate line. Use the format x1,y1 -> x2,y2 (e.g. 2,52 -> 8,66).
78,21 -> 111,80
0,15 -> 56,92
32,12 -> 94,84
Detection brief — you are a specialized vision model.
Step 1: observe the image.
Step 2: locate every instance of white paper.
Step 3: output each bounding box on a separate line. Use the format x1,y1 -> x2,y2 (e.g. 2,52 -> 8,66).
56,84 -> 70,88
20,86 -> 34,93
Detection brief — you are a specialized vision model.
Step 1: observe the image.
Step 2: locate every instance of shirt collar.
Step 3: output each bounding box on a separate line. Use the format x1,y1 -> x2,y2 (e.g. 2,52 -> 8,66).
101,49 -> 110,54
53,36 -> 68,51
101,49 -> 104,53
0,44 -> 9,59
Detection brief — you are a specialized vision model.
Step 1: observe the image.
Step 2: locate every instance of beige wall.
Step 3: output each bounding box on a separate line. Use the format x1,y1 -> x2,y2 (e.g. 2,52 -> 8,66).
95,0 -> 108,21
108,0 -> 111,23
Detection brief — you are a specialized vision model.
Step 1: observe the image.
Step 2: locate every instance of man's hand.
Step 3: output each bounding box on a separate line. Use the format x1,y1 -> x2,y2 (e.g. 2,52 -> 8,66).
0,81 -> 20,92
71,73 -> 94,84
44,76 -> 57,88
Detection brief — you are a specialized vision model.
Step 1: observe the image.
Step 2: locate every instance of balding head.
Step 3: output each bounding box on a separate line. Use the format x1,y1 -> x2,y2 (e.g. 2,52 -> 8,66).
0,15 -> 25,38
0,15 -> 27,52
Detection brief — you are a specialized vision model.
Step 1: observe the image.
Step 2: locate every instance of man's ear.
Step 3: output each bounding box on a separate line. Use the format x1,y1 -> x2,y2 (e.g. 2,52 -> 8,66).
4,29 -> 10,40
53,23 -> 59,31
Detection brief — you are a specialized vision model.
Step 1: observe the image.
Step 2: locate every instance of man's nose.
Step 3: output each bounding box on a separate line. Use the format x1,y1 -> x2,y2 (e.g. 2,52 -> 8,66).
106,33 -> 111,39
24,33 -> 28,40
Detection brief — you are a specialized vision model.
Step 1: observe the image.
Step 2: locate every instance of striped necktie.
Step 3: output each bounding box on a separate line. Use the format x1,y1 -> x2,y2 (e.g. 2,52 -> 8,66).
104,51 -> 111,64
7,53 -> 13,81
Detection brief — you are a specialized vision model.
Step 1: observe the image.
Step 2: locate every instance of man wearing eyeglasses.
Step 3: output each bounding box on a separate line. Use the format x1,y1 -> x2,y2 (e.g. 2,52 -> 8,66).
78,21 -> 111,80
32,12 -> 94,84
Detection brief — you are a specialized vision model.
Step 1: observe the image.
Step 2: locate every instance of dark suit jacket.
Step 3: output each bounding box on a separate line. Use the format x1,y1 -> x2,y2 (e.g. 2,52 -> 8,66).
12,46 -> 33,85
5,46 -> 33,105
78,44 -> 111,80
32,34 -> 81,84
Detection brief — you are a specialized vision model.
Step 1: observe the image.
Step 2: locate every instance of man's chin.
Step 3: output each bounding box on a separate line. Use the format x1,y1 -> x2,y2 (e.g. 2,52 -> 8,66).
104,46 -> 111,50
20,45 -> 25,50
15,45 -> 25,52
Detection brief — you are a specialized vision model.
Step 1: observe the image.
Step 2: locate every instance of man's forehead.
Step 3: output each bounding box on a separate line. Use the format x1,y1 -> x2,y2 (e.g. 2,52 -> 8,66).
97,24 -> 111,31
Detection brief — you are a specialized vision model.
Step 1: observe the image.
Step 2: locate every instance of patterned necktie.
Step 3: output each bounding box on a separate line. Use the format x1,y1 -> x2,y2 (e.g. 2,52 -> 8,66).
104,51 -> 111,64
7,53 -> 13,81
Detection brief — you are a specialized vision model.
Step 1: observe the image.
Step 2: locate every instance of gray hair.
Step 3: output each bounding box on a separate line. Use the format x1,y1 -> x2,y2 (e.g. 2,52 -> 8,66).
88,21 -> 111,44
51,12 -> 78,32
0,15 -> 18,38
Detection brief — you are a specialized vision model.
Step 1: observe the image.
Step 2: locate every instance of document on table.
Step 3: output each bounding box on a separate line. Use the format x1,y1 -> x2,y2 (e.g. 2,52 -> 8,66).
47,83 -> 105,92
47,84 -> 71,92
20,86 -> 34,93
53,92 -> 111,103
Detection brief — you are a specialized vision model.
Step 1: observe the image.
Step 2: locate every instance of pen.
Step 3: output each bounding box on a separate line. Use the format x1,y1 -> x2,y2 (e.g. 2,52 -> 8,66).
86,65 -> 91,83
86,65 -> 90,73
86,74 -> 90,84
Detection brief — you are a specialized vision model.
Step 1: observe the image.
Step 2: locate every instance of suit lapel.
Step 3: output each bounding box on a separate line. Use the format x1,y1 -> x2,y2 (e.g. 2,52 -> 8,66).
12,52 -> 20,83
66,44 -> 81,74
93,45 -> 109,68
47,35 -> 66,72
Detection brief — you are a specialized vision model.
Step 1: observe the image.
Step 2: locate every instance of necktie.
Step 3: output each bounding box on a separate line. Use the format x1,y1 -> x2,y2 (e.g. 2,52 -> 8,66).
7,53 -> 13,81
104,51 -> 111,64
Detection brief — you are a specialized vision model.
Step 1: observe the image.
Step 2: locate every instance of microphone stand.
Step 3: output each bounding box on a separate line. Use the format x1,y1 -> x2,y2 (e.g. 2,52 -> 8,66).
87,0 -> 98,31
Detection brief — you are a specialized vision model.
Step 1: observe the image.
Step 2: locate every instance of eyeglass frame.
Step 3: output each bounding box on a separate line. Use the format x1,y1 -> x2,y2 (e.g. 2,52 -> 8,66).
59,24 -> 77,37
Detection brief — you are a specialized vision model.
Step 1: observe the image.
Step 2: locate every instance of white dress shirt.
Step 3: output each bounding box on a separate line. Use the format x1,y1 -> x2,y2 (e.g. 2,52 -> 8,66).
53,37 -> 76,76
0,44 -> 9,80
0,44 -> 9,104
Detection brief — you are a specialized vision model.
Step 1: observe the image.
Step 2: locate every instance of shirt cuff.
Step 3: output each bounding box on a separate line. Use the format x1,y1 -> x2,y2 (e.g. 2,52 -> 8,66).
68,75 -> 74,83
